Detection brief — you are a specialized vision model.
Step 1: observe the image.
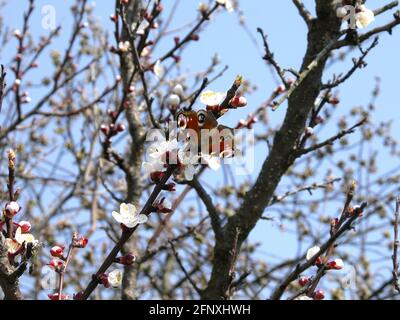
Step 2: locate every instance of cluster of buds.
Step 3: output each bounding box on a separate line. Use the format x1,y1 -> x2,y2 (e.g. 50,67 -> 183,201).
100,109 -> 126,138
236,114 -> 257,130
115,253 -> 136,266
336,1 -> 375,29
347,204 -> 364,217
72,233 -> 89,248
20,91 -> 31,103
48,259 -> 65,273
151,197 -> 173,214
306,245 -> 345,270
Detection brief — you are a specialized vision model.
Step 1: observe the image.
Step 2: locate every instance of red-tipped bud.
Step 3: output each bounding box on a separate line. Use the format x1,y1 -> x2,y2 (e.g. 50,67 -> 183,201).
298,276 -> 310,287
274,84 -> 286,94
72,234 -> 88,248
329,96 -> 340,105
4,201 -> 20,218
50,245 -> 65,258
327,258 -> 344,270
190,34 -> 200,41
18,221 -> 31,233
116,123 -> 126,132
48,259 -> 64,272
100,124 -> 109,135
313,290 -> 325,300
150,171 -> 165,183
162,183 -> 176,192
230,96 -> 247,108
99,273 -> 110,288
73,291 -> 84,300
48,293 -> 69,300
116,253 -> 136,265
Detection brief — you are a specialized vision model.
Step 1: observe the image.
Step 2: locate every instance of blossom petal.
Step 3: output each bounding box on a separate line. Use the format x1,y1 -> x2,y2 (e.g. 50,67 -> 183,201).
137,214 -> 148,224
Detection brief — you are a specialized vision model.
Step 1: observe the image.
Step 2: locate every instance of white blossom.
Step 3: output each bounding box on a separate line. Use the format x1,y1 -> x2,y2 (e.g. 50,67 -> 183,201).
216,0 -> 234,12
134,19 -> 150,35
201,153 -> 221,171
172,84 -> 184,97
200,90 -> 226,106
167,94 -> 181,107
148,139 -> 179,162
112,203 -> 148,228
295,295 -> 313,300
306,246 -> 320,261
15,227 -> 36,245
108,269 -> 122,288
336,7 -> 348,19
153,60 -> 165,79
118,40 -> 131,52
355,6 -> 375,29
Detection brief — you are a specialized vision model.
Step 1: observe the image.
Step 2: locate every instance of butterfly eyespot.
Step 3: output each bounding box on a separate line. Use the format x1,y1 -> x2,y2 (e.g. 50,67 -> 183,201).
197,111 -> 207,126
177,114 -> 187,129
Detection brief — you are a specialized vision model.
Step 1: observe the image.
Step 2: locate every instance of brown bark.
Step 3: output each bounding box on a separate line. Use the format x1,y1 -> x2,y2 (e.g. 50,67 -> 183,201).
0,233 -> 23,300
118,0 -> 146,300
201,0 -> 342,299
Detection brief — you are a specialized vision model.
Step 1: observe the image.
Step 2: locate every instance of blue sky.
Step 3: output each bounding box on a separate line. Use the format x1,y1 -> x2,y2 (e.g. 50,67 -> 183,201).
2,1 -> 400,299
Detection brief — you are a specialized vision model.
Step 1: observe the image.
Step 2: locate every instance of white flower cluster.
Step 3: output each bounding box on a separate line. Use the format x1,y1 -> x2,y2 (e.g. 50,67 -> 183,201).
336,2 -> 375,29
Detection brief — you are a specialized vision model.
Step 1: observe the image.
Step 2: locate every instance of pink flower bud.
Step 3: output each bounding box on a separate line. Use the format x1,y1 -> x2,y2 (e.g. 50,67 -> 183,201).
5,201 -> 20,218
18,221 -> 31,233
13,29 -> 22,39
150,171 -> 165,183
73,291 -> 84,300
327,258 -> 344,270
298,276 -> 310,287
48,293 -> 69,300
100,124 -> 109,135
50,245 -> 65,258
313,290 -> 325,300
162,183 -> 176,192
230,96 -> 247,108
116,253 -> 136,266
73,235 -> 88,248
48,259 -> 64,272
329,96 -> 340,105
305,127 -> 314,136
99,273 -> 110,288
274,84 -> 286,94
116,123 -> 126,132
